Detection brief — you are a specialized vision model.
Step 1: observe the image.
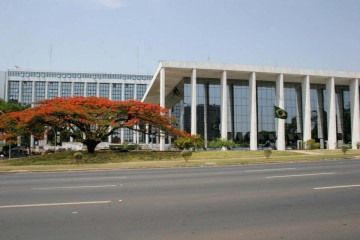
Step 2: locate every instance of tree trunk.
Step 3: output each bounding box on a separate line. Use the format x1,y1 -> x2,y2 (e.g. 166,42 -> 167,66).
83,139 -> 100,153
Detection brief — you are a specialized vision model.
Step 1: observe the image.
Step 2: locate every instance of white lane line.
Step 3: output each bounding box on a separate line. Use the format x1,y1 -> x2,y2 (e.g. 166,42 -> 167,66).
314,184 -> 360,190
50,176 -> 127,181
266,172 -> 336,179
0,201 -> 111,209
32,185 -> 117,190
245,168 -> 296,173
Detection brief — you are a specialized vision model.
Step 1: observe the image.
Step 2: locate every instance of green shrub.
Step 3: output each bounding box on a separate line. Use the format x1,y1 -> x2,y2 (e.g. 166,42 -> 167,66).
208,138 -> 236,150
109,144 -> 141,152
305,139 -> 320,150
264,149 -> 272,159
73,152 -> 83,165
341,144 -> 350,155
173,135 -> 204,150
180,150 -> 192,162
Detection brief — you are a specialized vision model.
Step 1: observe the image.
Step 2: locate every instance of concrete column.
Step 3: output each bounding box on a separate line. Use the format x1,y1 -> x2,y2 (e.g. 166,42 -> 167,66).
295,87 -> 302,133
71,81 -> 74,97
220,70 -> 227,141
109,83 -> 113,100
96,82 -> 100,97
134,84 -> 137,100
84,82 -> 88,97
326,77 -> 337,149
335,89 -> 344,146
276,74 -> 285,150
191,69 -> 197,135
159,68 -> 165,151
18,81 -> 22,103
145,125 -> 149,145
58,82 -> 61,97
120,83 -> 125,143
249,72 -> 257,150
30,135 -> 34,148
350,78 -> 359,149
302,75 -> 311,144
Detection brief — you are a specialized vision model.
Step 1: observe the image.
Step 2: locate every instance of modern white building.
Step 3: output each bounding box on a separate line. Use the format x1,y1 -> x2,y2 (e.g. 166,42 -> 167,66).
4,69 -> 152,146
143,61 -> 360,151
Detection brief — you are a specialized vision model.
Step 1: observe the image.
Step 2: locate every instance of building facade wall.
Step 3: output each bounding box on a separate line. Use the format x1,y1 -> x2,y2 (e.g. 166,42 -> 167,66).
150,62 -> 360,150
5,69 -> 152,145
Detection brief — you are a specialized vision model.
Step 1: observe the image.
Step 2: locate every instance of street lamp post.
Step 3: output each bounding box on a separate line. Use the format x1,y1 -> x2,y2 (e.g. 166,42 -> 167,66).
0,111 -> 11,159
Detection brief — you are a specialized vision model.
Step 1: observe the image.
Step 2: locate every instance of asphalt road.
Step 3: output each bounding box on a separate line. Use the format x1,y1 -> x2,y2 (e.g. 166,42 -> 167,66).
1,159 -> 360,240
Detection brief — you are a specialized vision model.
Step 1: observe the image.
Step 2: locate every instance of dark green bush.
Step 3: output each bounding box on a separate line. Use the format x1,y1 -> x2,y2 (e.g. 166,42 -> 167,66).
109,144 -> 141,152
180,150 -> 192,162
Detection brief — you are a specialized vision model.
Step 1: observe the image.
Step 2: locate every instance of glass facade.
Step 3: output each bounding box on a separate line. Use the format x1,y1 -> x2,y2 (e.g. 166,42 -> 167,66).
61,82 -> 72,98
48,82 -> 59,99
112,83 -> 122,101
336,86 -> 351,144
284,83 -> 302,148
35,82 -> 46,102
74,82 -> 85,96
124,84 -> 134,100
310,84 -> 327,143
136,84 -> 147,100
87,83 -> 97,97
21,81 -> 32,104
231,80 -> 250,146
9,81 -> 19,101
257,81 -> 276,146
99,83 -> 110,98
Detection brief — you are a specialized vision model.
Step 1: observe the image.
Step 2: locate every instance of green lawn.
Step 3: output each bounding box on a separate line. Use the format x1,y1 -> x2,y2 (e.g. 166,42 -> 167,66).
0,149 -> 359,172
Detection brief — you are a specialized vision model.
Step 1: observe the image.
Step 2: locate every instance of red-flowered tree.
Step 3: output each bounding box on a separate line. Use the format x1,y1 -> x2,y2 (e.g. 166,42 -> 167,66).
0,97 -> 189,153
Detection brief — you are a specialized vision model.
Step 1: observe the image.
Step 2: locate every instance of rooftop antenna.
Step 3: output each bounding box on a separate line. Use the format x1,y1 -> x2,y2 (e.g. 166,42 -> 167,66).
49,43 -> 53,69
136,47 -> 139,73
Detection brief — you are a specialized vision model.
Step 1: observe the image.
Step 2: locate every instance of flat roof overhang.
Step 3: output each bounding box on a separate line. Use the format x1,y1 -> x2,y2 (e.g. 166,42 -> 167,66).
142,61 -> 360,108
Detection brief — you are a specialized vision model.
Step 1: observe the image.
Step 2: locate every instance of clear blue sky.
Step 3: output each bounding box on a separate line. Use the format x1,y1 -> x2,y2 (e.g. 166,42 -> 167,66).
0,0 -> 359,74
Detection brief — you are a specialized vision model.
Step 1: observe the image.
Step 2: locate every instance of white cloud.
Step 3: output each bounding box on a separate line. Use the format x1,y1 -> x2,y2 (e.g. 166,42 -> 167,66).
92,0 -> 126,9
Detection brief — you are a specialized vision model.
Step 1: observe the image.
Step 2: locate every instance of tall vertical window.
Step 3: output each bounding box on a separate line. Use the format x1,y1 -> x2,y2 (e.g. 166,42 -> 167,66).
48,82 -> 59,99
112,84 -> 122,100
136,84 -> 147,100
124,84 -> 134,100
61,82 -> 72,98
257,81 -> 276,145
21,81 -> 33,104
335,86 -> 351,143
284,83 -> 303,148
8,81 -> 19,102
74,82 -> 85,96
87,83 -> 97,96
99,83 -> 110,98
310,84 -> 327,142
231,80 -> 250,146
35,82 -> 46,102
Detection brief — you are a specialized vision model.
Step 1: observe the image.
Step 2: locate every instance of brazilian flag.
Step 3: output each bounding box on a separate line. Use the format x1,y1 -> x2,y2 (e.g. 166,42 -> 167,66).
274,105 -> 288,119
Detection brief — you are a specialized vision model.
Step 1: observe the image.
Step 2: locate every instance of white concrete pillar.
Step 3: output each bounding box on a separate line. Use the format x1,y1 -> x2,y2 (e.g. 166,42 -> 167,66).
30,135 -> 34,148
84,82 -> 88,97
58,82 -> 61,97
316,88 -> 324,140
159,68 -> 166,151
302,75 -> 311,144
326,77 -> 337,149
96,82 -> 100,97
350,78 -> 359,149
71,81 -> 74,97
18,81 -> 23,103
249,72 -> 257,150
191,69 -> 197,135
120,83 -> 125,143
220,71 -> 227,141
276,74 -> 285,150
109,83 -> 113,100
335,89 -> 344,145
145,125 -> 149,145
